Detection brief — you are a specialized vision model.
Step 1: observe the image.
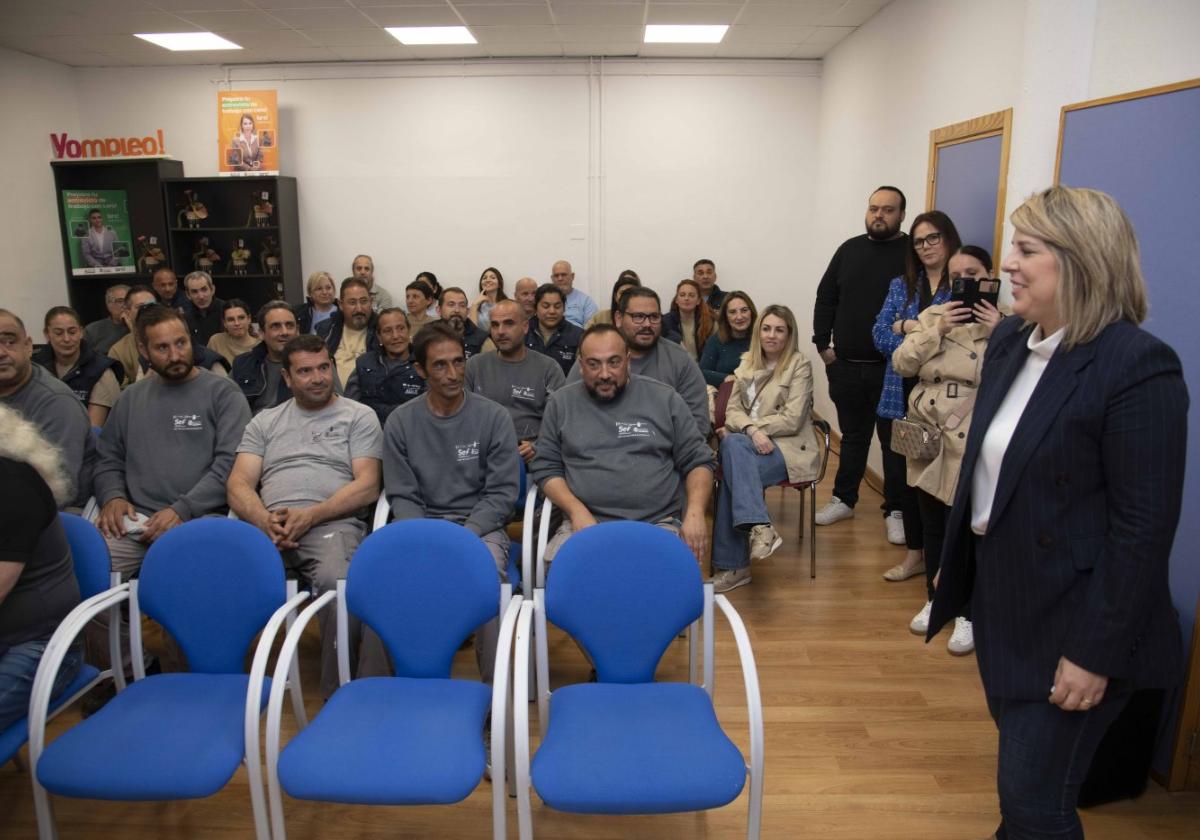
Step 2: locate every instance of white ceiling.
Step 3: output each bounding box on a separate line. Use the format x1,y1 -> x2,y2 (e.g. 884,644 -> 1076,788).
0,0 -> 889,66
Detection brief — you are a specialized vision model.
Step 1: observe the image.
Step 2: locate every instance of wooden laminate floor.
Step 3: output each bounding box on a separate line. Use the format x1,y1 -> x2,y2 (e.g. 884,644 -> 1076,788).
3,454 -> 1198,838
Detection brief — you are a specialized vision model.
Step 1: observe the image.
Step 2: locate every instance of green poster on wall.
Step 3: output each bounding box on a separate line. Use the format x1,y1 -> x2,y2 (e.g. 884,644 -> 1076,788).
62,189 -> 135,276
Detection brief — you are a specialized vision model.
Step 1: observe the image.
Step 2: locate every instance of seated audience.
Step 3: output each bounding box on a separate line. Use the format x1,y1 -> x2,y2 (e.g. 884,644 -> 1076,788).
526,283 -> 583,377
711,305 -> 819,593
585,270 -> 640,328
0,405 -> 84,731
693,258 -> 726,311
34,306 -> 121,427
182,271 -> 225,345
470,266 -> 508,332
352,253 -> 394,312
345,307 -> 425,423
316,278 -> 379,387
92,303 -> 251,672
513,276 -> 538,320
700,291 -> 757,387
663,278 -> 714,361
437,287 -> 492,359
228,334 -> 386,697
383,322 -> 519,683
207,298 -> 260,366
0,308 -> 95,508
531,324 -> 713,563
295,270 -> 338,335
466,299 -> 565,464
891,245 -> 1003,655
83,283 -> 129,354
568,287 -> 710,438
232,300 -> 298,414
405,279 -> 438,331
151,267 -> 187,310
550,259 -> 597,327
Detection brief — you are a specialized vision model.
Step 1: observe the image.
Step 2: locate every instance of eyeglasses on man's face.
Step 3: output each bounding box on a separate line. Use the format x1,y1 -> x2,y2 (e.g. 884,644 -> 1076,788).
624,312 -> 662,325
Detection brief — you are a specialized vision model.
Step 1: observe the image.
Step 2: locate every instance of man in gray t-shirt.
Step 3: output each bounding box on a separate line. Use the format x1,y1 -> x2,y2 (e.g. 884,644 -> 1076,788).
465,299 -> 565,464
229,335 -> 384,697
533,324 -> 714,564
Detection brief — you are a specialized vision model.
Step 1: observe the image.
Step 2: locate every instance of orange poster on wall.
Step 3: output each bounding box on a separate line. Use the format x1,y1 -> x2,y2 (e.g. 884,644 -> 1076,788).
217,89 -> 279,176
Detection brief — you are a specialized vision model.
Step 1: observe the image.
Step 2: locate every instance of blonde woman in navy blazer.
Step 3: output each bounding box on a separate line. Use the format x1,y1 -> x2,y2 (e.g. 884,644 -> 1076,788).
928,186 -> 1188,839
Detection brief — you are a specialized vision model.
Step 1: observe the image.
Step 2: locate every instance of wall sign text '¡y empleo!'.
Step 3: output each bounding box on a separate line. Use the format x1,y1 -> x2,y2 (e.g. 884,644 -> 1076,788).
50,130 -> 167,160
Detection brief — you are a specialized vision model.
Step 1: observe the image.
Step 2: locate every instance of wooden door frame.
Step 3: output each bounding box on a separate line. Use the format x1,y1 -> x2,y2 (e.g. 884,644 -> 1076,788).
925,108 -> 1012,260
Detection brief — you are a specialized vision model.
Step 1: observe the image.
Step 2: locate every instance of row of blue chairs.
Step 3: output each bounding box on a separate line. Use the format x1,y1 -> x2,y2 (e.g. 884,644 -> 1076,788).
10,509 -> 762,838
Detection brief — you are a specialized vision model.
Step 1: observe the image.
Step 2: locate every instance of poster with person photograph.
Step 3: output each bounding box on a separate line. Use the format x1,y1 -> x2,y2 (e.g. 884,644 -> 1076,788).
217,89 -> 279,175
62,189 -> 135,276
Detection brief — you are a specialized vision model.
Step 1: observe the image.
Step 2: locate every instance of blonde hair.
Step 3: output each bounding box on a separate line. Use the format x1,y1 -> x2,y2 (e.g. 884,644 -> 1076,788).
0,404 -> 72,506
1010,186 -> 1147,349
305,270 -> 335,297
741,304 -> 799,383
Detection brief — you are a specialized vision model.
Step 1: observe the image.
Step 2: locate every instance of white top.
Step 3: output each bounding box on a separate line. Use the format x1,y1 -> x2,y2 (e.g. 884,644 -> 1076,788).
970,325 -> 1065,535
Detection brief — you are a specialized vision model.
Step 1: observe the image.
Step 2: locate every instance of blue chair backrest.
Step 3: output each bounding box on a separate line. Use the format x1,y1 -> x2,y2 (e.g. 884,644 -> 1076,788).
347,519 -> 500,680
546,521 -> 704,684
59,513 -> 111,600
138,519 -> 286,673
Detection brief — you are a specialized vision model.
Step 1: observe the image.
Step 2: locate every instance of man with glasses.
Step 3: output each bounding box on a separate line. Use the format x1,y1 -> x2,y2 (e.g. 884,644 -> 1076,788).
569,286 -> 709,438
84,283 -> 130,354
811,185 -> 910,539
532,324 -> 714,564
316,278 -> 380,387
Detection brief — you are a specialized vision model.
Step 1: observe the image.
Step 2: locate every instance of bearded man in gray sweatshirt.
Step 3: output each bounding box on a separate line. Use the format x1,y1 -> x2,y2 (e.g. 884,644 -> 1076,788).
382,321 -> 519,682
532,324 -> 714,565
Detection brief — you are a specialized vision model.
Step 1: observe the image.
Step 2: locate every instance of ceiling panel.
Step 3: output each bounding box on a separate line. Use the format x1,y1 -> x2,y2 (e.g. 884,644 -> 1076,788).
0,0 -> 890,65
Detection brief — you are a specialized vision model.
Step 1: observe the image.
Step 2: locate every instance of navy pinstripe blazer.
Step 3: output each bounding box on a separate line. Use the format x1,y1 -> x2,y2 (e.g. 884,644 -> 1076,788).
928,316 -> 1188,700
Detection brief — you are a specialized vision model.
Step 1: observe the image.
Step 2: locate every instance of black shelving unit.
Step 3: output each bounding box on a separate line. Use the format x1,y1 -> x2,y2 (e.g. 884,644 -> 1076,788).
52,158 -> 184,323
162,176 -> 301,315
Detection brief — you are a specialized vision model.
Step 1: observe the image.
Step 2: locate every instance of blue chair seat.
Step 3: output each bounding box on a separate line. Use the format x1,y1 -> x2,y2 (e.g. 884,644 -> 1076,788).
0,664 -> 101,766
278,676 -> 491,805
532,682 -> 747,814
37,673 -> 269,800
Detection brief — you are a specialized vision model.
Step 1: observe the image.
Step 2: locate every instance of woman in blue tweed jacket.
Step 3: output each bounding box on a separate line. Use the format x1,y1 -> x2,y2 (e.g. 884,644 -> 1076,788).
871,210 -> 960,579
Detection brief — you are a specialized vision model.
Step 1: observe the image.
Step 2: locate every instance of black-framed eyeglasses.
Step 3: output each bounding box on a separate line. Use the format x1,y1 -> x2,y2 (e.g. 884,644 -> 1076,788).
913,232 -> 943,249
625,312 -> 662,324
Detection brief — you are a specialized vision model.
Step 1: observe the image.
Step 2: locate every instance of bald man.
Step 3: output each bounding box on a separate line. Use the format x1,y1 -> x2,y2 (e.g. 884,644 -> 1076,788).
514,276 -> 538,320
550,260 -> 597,328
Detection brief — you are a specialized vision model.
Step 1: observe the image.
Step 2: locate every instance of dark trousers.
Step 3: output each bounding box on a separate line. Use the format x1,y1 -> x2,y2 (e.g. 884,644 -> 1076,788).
917,487 -> 964,612
877,416 -> 924,549
826,360 -> 904,513
987,684 -> 1132,840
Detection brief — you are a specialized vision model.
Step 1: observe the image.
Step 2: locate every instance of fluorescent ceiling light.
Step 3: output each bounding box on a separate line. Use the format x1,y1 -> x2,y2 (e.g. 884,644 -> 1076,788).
644,25 -> 729,44
386,26 -> 477,46
135,32 -> 242,51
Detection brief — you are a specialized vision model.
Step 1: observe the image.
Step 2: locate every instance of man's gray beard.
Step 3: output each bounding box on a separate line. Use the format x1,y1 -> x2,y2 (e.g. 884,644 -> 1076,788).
585,381 -> 626,403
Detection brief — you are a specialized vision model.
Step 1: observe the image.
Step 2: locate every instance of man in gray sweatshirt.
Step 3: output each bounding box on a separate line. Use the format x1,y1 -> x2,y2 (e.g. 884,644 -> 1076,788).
465,299 -> 565,464
533,324 -> 714,564
383,321 -> 519,682
567,287 -> 710,438
92,304 -> 251,670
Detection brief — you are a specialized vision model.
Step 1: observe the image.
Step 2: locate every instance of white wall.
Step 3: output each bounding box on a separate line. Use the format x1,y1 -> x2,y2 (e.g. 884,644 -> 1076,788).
59,60 -> 818,318
0,48 -> 80,327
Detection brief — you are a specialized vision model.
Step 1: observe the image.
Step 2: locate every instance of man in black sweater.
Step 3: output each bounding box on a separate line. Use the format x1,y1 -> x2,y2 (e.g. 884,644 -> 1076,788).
811,186 -> 909,536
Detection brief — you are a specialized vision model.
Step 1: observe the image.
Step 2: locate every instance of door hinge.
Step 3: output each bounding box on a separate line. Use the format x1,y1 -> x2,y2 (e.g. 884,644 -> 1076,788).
1189,730 -> 1199,756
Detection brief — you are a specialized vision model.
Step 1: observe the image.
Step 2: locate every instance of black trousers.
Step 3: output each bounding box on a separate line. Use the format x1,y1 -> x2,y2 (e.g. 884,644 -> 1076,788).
917,487 -> 966,615
826,359 -> 905,513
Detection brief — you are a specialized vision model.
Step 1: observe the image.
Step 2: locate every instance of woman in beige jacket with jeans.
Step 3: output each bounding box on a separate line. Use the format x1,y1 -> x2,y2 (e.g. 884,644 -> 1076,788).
891,246 -> 1004,654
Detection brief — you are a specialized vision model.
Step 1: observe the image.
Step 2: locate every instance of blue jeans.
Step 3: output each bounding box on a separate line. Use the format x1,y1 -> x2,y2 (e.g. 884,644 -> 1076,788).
712,433 -> 789,571
0,638 -> 85,731
987,684 -> 1132,839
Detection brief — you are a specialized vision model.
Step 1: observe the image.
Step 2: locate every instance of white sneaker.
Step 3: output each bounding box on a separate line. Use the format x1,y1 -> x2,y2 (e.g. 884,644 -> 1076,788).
815,497 -> 854,526
948,617 -> 975,655
749,524 -> 782,560
885,510 -> 905,545
909,601 -> 932,635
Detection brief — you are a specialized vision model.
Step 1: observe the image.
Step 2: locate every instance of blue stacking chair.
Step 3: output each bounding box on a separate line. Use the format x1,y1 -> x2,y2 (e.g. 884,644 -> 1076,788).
513,521 -> 764,839
0,514 -> 117,770
264,518 -> 523,840
29,518 -> 310,840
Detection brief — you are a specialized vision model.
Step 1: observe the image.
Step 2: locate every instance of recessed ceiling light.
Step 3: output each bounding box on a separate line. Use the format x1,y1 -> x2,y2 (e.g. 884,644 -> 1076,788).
386,26 -> 477,46
135,32 -> 242,51
644,25 -> 729,44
